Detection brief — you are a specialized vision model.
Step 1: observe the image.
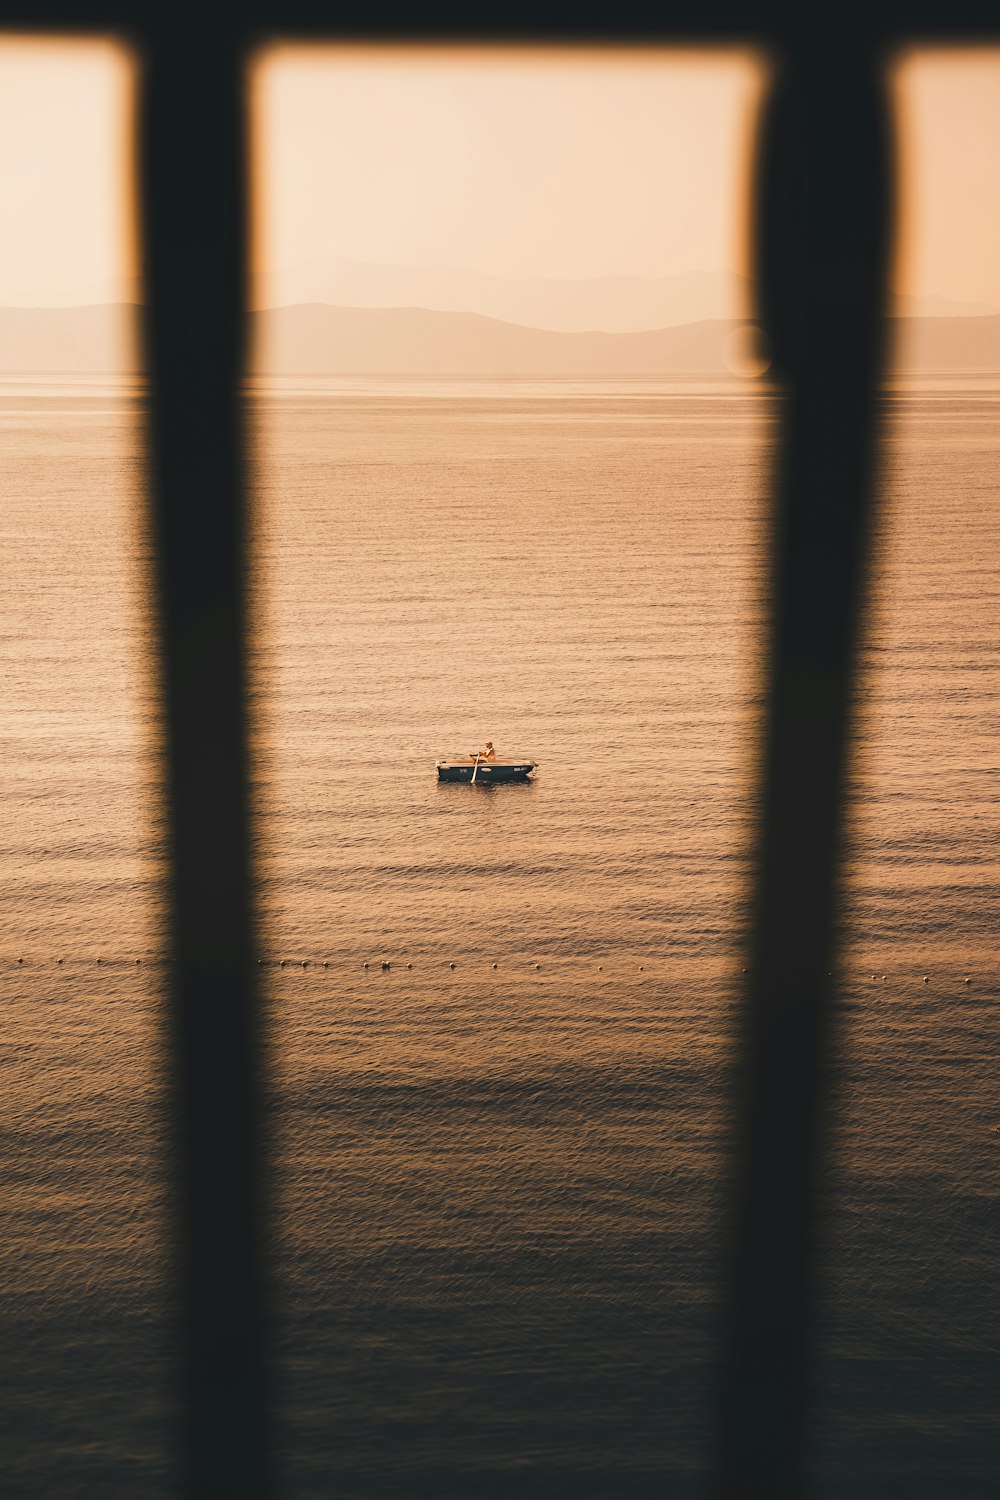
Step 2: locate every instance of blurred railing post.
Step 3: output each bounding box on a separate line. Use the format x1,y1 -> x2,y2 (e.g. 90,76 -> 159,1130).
716,37 -> 893,1499
139,21 -> 271,1499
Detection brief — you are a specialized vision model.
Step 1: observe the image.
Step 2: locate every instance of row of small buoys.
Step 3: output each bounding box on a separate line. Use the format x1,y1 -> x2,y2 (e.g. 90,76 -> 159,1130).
259,962 -> 982,988
2,956 -> 987,984
12,955 -> 145,965
868,971 -> 973,986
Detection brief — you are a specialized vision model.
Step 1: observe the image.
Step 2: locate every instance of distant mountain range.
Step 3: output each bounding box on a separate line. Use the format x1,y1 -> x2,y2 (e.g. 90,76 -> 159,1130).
257,261 -> 754,331
255,259 -> 1000,330
0,304 -> 138,372
256,305 -> 1000,373
25,257 -> 999,332
3,302 -> 1000,375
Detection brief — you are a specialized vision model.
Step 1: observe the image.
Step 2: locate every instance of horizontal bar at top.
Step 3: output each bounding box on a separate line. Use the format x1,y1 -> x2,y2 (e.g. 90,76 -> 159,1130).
2,3 -> 1000,43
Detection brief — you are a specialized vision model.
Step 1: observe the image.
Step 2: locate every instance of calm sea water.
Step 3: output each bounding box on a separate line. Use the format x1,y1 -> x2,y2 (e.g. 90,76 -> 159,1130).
1,372 -> 997,1497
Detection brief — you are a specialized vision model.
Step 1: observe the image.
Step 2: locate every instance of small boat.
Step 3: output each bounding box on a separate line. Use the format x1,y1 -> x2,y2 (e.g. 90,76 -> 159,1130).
436,751 -> 537,783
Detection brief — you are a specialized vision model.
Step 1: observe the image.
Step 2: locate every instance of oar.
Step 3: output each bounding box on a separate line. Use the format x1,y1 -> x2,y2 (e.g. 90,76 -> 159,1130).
470,753 -> 481,784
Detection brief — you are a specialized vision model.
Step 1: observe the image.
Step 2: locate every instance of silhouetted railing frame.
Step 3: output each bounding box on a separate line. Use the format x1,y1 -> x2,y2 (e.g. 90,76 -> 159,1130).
4,9 -> 988,1499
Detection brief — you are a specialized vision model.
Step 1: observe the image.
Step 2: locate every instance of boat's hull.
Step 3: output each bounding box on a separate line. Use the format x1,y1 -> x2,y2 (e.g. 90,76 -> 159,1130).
436,760 -> 536,783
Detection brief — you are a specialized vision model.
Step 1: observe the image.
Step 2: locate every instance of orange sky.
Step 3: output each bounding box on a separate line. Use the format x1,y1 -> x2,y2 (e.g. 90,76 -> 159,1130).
893,49 -> 1000,309
252,47 -> 762,284
0,39 -> 133,305
2,40 -> 1000,307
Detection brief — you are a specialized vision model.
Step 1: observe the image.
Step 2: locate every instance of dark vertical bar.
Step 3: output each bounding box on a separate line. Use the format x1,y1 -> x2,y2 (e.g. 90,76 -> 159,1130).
139,25 -> 271,1500
717,40 -> 893,1499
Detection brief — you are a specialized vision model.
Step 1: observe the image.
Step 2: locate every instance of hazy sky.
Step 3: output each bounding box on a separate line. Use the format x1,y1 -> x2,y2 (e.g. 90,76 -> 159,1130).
253,47 -> 762,282
0,39 -> 133,304
2,40 -> 1000,304
894,50 -> 1000,309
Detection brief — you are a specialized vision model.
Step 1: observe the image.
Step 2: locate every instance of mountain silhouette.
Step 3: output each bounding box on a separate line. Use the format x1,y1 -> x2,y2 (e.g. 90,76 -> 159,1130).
2,302 -> 1000,374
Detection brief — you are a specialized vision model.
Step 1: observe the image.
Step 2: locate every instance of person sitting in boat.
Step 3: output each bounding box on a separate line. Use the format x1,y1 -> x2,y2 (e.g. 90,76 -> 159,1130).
469,742 -> 496,760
